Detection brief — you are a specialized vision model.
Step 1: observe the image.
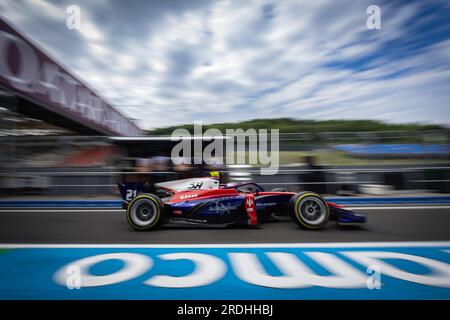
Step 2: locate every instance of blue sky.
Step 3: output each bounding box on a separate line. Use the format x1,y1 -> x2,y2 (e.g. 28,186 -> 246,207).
1,0 -> 449,130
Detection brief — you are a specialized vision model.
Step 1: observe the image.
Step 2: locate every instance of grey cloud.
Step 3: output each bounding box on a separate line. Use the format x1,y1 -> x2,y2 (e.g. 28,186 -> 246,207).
1,0 -> 449,129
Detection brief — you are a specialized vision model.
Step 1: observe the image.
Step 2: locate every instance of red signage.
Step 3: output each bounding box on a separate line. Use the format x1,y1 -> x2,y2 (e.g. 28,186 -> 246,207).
0,18 -> 141,136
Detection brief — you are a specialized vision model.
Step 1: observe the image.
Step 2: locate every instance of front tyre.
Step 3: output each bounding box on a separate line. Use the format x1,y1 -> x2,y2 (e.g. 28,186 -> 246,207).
290,192 -> 330,230
126,194 -> 162,230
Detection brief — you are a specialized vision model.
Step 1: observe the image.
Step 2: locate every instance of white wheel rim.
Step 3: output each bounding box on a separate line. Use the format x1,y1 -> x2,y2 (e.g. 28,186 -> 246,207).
298,196 -> 327,226
130,198 -> 158,227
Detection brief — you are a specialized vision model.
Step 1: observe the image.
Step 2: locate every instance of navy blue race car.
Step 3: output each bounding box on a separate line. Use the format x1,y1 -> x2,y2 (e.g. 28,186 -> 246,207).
118,176 -> 366,231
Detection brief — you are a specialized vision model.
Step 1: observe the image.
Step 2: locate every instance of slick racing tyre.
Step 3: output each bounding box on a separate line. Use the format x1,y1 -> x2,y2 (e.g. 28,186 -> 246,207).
126,193 -> 162,230
290,192 -> 330,230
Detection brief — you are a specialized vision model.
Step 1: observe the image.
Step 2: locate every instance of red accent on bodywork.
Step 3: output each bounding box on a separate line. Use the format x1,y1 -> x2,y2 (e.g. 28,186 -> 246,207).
257,191 -> 296,196
245,193 -> 258,225
167,188 -> 239,204
327,202 -> 344,209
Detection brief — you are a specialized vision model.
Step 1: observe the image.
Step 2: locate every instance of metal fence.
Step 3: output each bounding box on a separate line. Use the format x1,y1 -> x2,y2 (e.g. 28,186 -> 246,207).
0,131 -> 449,196
1,164 -> 449,196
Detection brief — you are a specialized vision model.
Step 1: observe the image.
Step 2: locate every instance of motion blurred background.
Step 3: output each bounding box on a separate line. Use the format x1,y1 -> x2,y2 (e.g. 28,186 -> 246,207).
0,0 -> 449,199
1,111 -> 449,198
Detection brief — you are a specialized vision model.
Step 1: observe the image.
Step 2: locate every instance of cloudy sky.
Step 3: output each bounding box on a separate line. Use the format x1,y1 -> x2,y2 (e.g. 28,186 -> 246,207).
1,0 -> 449,130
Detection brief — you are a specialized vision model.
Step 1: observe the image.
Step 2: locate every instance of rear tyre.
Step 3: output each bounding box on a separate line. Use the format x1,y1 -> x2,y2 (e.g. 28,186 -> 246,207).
126,194 -> 162,230
290,192 -> 330,230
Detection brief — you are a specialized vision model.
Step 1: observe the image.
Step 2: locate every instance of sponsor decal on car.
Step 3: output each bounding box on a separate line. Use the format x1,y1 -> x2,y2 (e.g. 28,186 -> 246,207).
204,200 -> 241,215
180,194 -> 199,200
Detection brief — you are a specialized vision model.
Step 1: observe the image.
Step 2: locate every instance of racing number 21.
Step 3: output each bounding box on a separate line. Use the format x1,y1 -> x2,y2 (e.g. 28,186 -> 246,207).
126,189 -> 137,201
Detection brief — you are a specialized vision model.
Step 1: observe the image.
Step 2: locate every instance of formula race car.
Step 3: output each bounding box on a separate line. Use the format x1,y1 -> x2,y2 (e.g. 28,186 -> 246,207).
118,173 -> 366,231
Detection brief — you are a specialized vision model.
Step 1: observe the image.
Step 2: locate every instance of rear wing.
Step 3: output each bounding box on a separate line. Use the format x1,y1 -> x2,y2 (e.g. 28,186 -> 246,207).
117,182 -> 173,202
117,182 -> 152,202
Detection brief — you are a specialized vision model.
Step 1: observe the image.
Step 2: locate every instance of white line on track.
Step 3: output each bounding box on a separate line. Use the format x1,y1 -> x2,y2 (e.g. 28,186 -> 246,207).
1,205 -> 450,212
349,205 -> 450,210
1,241 -> 449,248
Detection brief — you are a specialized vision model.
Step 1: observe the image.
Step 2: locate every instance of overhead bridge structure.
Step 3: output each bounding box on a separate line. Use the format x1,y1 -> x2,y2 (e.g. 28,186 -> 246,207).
0,17 -> 141,136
